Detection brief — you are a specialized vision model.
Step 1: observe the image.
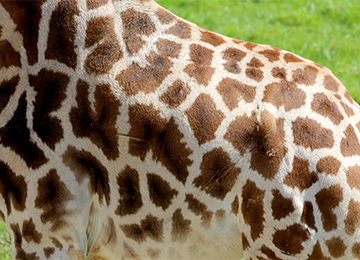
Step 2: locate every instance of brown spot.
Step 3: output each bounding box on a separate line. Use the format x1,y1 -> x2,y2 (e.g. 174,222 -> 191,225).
171,209 -> 192,243
324,75 -> 339,92
147,173 -> 178,210
34,169 -> 74,231
147,248 -> 161,259
263,80 -> 306,111
0,161 -> 27,216
155,38 -> 181,58
245,68 -> 264,82
250,112 -> 287,180
200,30 -> 225,46
284,157 -> 319,192
292,117 -> 334,150
222,47 -> 246,74
193,147 -> 241,200
0,75 -> 18,114
117,50 -> 172,95
241,180 -> 265,241
120,214 -> 164,243
345,91 -> 355,104
341,125 -> 360,157
115,166 -> 143,216
258,49 -> 280,62
62,146 -> 110,205
50,237 -> 63,250
160,80 -> 190,108
0,210 -> 4,221
215,209 -> 226,223
121,8 -> 156,54
272,67 -> 287,79
284,53 -> 303,63
0,40 -> 21,69
347,165 -> 360,191
22,218 -> 42,244
45,0 -> 79,68
86,0 -> 108,9
231,196 -> 239,216
29,69 -> 69,150
247,57 -> 264,68
185,194 -> 213,229
156,7 -> 176,24
301,201 -> 317,232
185,93 -> 224,145
242,233 -> 250,251
165,20 -> 191,39
315,184 -> 343,231
273,224 -> 310,255
184,44 -> 215,86
104,217 -> 117,245
1,1 -> 44,65
244,42 -> 257,50
316,156 -> 341,176
70,80 -> 121,160
311,93 -> 344,125
123,242 -> 138,259
345,199 -> 360,236
84,16 -> 122,75
0,93 -> 48,169
306,242 -> 331,260
341,101 -> 355,117
44,247 -> 55,258
260,246 -> 282,260
353,243 -> 360,259
10,223 -> 40,260
325,237 -> 346,258
217,78 -> 256,110
271,190 -> 295,220
292,66 -> 318,86
128,104 -> 193,184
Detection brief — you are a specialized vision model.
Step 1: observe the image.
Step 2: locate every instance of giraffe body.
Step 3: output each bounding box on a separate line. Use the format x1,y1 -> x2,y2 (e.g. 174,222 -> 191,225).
1,0 -> 360,259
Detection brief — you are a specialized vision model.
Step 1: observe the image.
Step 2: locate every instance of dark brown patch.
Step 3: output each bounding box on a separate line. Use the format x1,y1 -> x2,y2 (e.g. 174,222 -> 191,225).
184,44 -> 215,86
341,125 -> 360,157
0,40 -> 21,68
185,93 -> 224,145
292,117 -> 334,150
120,8 -> 155,54
0,93 -> 48,169
258,49 -> 280,62
29,69 -> 69,150
120,214 -> 164,243
0,75 -> 19,114
316,156 -> 341,176
215,209 -> 226,223
344,199 -> 360,236
22,218 -> 42,244
70,80 -> 120,160
185,194 -> 213,229
1,1 -> 44,65
50,237 -> 63,250
171,208 -> 192,243
353,243 -> 360,259
260,245 -> 282,260
263,80 -> 306,111
292,66 -> 318,86
10,223 -> 40,260
156,7 -> 176,24
45,0 -> 79,68
341,101 -> 355,117
315,184 -> 343,231
271,190 -> 295,220
311,93 -> 344,125
301,201 -> 317,232
0,161 -> 27,215
160,80 -> 190,108
284,53 -> 303,63
306,242 -> 331,260
273,224 -> 310,255
86,0 -> 108,9
247,57 -> 264,68
222,47 -> 246,74
34,169 -> 73,231
43,247 -> 55,258
200,30 -> 225,46
193,147 -> 241,200
272,67 -> 287,79
0,210 -> 4,221
165,20 -> 191,39
245,68 -> 264,82
284,157 -> 319,192
84,16 -> 122,75
231,196 -> 239,216
241,180 -> 265,241
323,75 -> 339,92
347,165 -> 360,191
128,104 -> 193,184
155,38 -> 181,58
325,237 -> 346,258
244,42 -> 257,50
217,78 -> 256,110
117,51 -> 172,95
242,233 -> 250,251
147,173 -> 178,210
115,166 -> 143,216
62,146 -> 110,205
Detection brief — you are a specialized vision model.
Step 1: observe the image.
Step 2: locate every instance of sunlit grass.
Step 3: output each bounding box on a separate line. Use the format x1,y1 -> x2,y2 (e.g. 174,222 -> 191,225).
0,220 -> 11,260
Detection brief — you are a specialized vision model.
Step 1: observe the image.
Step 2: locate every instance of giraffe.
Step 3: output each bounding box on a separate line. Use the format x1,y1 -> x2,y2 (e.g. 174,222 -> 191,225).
0,0 -> 360,259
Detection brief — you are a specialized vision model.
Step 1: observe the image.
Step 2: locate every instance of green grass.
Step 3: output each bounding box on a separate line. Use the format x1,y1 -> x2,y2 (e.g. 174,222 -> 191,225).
0,0 -> 359,258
